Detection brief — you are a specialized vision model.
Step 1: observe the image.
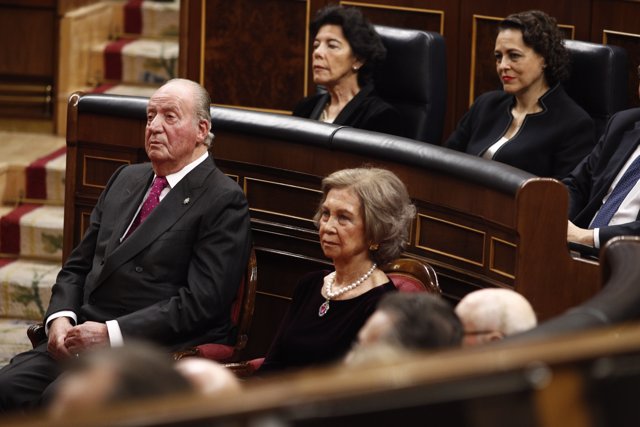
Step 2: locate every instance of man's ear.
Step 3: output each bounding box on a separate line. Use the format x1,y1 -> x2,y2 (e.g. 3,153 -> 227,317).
197,120 -> 209,144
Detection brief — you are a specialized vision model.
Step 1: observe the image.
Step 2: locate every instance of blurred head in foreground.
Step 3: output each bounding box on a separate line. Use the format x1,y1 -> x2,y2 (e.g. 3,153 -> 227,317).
175,358 -> 240,396
455,288 -> 537,346
346,293 -> 463,364
48,342 -> 192,418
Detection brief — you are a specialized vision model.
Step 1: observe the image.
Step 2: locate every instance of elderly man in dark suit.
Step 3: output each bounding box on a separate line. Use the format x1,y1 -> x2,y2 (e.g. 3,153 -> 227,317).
0,79 -> 252,411
566,73 -> 640,249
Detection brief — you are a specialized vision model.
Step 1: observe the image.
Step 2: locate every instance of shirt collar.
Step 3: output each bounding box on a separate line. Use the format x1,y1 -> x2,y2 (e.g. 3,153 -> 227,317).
157,151 -> 209,189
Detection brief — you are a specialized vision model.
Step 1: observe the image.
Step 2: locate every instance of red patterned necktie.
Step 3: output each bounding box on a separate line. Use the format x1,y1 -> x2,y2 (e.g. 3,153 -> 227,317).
126,176 -> 168,238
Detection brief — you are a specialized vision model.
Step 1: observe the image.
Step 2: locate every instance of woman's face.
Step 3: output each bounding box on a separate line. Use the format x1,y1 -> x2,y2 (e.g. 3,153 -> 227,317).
494,28 -> 548,96
312,24 -> 362,89
318,187 -> 369,264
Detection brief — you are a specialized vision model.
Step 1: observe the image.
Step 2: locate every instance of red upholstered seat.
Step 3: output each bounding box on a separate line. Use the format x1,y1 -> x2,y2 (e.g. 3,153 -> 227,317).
173,247 -> 258,363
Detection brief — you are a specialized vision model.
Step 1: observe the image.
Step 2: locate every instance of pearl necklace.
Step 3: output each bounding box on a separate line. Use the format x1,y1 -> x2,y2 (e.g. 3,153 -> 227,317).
318,263 -> 377,317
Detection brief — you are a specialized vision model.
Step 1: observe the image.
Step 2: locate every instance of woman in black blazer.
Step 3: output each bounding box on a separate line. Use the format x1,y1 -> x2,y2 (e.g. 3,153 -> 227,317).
445,10 -> 595,179
293,5 -> 404,138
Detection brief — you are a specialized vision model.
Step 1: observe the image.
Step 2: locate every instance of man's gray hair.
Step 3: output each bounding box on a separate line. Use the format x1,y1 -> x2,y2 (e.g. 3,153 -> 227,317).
165,78 -> 214,147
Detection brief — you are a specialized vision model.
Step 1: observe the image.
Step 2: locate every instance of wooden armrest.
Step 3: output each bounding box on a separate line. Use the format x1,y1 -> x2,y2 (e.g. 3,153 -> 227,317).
27,323 -> 46,349
172,347 -> 199,361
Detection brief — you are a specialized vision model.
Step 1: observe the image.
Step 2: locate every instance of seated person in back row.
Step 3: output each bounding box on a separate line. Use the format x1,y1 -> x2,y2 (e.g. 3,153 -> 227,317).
445,10 -> 595,179
259,167 -> 415,374
566,69 -> 640,249
0,79 -> 252,412
293,5 -> 404,137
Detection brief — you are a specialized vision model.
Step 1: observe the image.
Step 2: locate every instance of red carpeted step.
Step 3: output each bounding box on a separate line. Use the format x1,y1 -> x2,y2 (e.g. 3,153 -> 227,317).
0,204 -> 40,255
125,0 -> 144,34
26,146 -> 66,201
104,38 -> 136,81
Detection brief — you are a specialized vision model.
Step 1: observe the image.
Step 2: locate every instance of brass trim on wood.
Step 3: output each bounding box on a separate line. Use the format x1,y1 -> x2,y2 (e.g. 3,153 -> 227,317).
199,0 -> 206,86
603,29 -> 640,44
469,14 -> 502,106
414,213 -> 486,267
80,211 -> 91,235
304,0 -> 311,97
82,155 -> 131,189
340,1 -> 445,35
256,290 -> 292,301
489,236 -> 517,280
244,177 -> 322,224
213,103 -> 291,115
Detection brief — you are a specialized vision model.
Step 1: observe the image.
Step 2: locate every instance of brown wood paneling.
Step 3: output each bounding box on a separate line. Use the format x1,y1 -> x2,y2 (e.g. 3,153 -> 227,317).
201,0 -> 310,111
0,3 -> 56,119
592,0 -> 640,107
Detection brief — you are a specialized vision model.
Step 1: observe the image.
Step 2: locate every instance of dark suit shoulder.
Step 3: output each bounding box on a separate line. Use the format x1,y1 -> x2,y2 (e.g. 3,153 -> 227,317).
608,107 -> 640,129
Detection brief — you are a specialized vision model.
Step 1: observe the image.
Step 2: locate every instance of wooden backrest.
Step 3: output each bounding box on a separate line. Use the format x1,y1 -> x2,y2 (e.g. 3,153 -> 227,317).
63,93 -> 601,359
232,246 -> 257,351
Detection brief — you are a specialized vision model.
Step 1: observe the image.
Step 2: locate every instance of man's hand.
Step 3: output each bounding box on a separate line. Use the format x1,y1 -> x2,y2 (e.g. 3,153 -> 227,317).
64,321 -> 109,355
567,221 -> 595,246
47,317 -> 74,361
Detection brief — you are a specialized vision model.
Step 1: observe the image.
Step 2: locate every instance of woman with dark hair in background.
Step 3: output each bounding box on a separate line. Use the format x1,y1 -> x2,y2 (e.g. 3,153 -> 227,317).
445,10 -> 595,179
293,5 -> 404,137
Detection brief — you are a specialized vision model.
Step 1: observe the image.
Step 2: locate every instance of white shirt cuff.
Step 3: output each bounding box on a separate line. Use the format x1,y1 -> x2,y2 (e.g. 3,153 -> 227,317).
45,311 -> 77,336
593,228 -> 600,249
106,320 -> 124,347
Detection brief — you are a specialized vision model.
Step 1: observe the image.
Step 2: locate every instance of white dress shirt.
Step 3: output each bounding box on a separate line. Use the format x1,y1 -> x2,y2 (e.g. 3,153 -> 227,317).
482,136 -> 510,160
46,152 -> 210,346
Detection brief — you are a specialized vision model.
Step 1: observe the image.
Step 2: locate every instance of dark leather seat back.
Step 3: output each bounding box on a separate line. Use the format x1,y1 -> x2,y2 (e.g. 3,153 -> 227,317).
374,25 -> 447,144
563,40 -> 628,138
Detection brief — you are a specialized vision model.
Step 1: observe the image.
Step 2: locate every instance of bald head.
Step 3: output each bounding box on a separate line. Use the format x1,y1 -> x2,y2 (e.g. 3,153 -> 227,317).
175,358 -> 240,396
455,288 -> 537,346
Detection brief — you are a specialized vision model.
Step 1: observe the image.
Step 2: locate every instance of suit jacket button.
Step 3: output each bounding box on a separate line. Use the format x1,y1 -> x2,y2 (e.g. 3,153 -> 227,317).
135,266 -> 143,273
100,259 -> 105,266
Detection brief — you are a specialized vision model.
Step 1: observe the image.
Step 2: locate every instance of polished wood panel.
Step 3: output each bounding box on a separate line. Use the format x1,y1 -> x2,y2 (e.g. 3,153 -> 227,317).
181,0 -> 640,144
592,0 -> 640,107
0,2 -> 56,119
201,0 -> 310,112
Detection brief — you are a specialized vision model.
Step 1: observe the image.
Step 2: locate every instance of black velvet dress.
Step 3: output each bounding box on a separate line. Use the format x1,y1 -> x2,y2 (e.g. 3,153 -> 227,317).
292,84 -> 405,138
259,270 -> 396,374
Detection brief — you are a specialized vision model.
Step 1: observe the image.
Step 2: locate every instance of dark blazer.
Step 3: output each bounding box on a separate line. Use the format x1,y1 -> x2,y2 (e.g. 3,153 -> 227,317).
564,108 -> 640,245
293,84 -> 405,137
45,156 -> 252,351
445,84 -> 595,179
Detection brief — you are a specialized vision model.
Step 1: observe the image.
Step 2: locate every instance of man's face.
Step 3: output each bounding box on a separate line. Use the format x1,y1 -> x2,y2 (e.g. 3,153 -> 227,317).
145,82 -> 207,175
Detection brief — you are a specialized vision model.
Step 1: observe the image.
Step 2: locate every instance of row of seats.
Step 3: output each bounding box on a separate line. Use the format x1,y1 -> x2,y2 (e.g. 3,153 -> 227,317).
382,26 -> 629,143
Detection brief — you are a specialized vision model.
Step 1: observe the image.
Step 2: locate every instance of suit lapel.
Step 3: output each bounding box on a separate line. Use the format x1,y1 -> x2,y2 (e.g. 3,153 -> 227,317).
95,158 -> 215,288
104,168 -> 154,256
594,126 -> 640,198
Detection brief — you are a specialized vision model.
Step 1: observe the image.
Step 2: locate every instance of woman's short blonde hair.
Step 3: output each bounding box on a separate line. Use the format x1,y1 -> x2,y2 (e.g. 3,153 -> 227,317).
314,167 -> 416,265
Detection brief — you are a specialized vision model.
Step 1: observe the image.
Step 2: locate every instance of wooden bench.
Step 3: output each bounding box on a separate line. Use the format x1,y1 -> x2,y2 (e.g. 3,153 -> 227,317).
64,93 -> 600,359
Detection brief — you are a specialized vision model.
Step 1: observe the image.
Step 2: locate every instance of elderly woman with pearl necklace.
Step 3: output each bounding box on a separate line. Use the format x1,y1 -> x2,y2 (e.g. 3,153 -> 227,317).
259,167 -> 416,374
